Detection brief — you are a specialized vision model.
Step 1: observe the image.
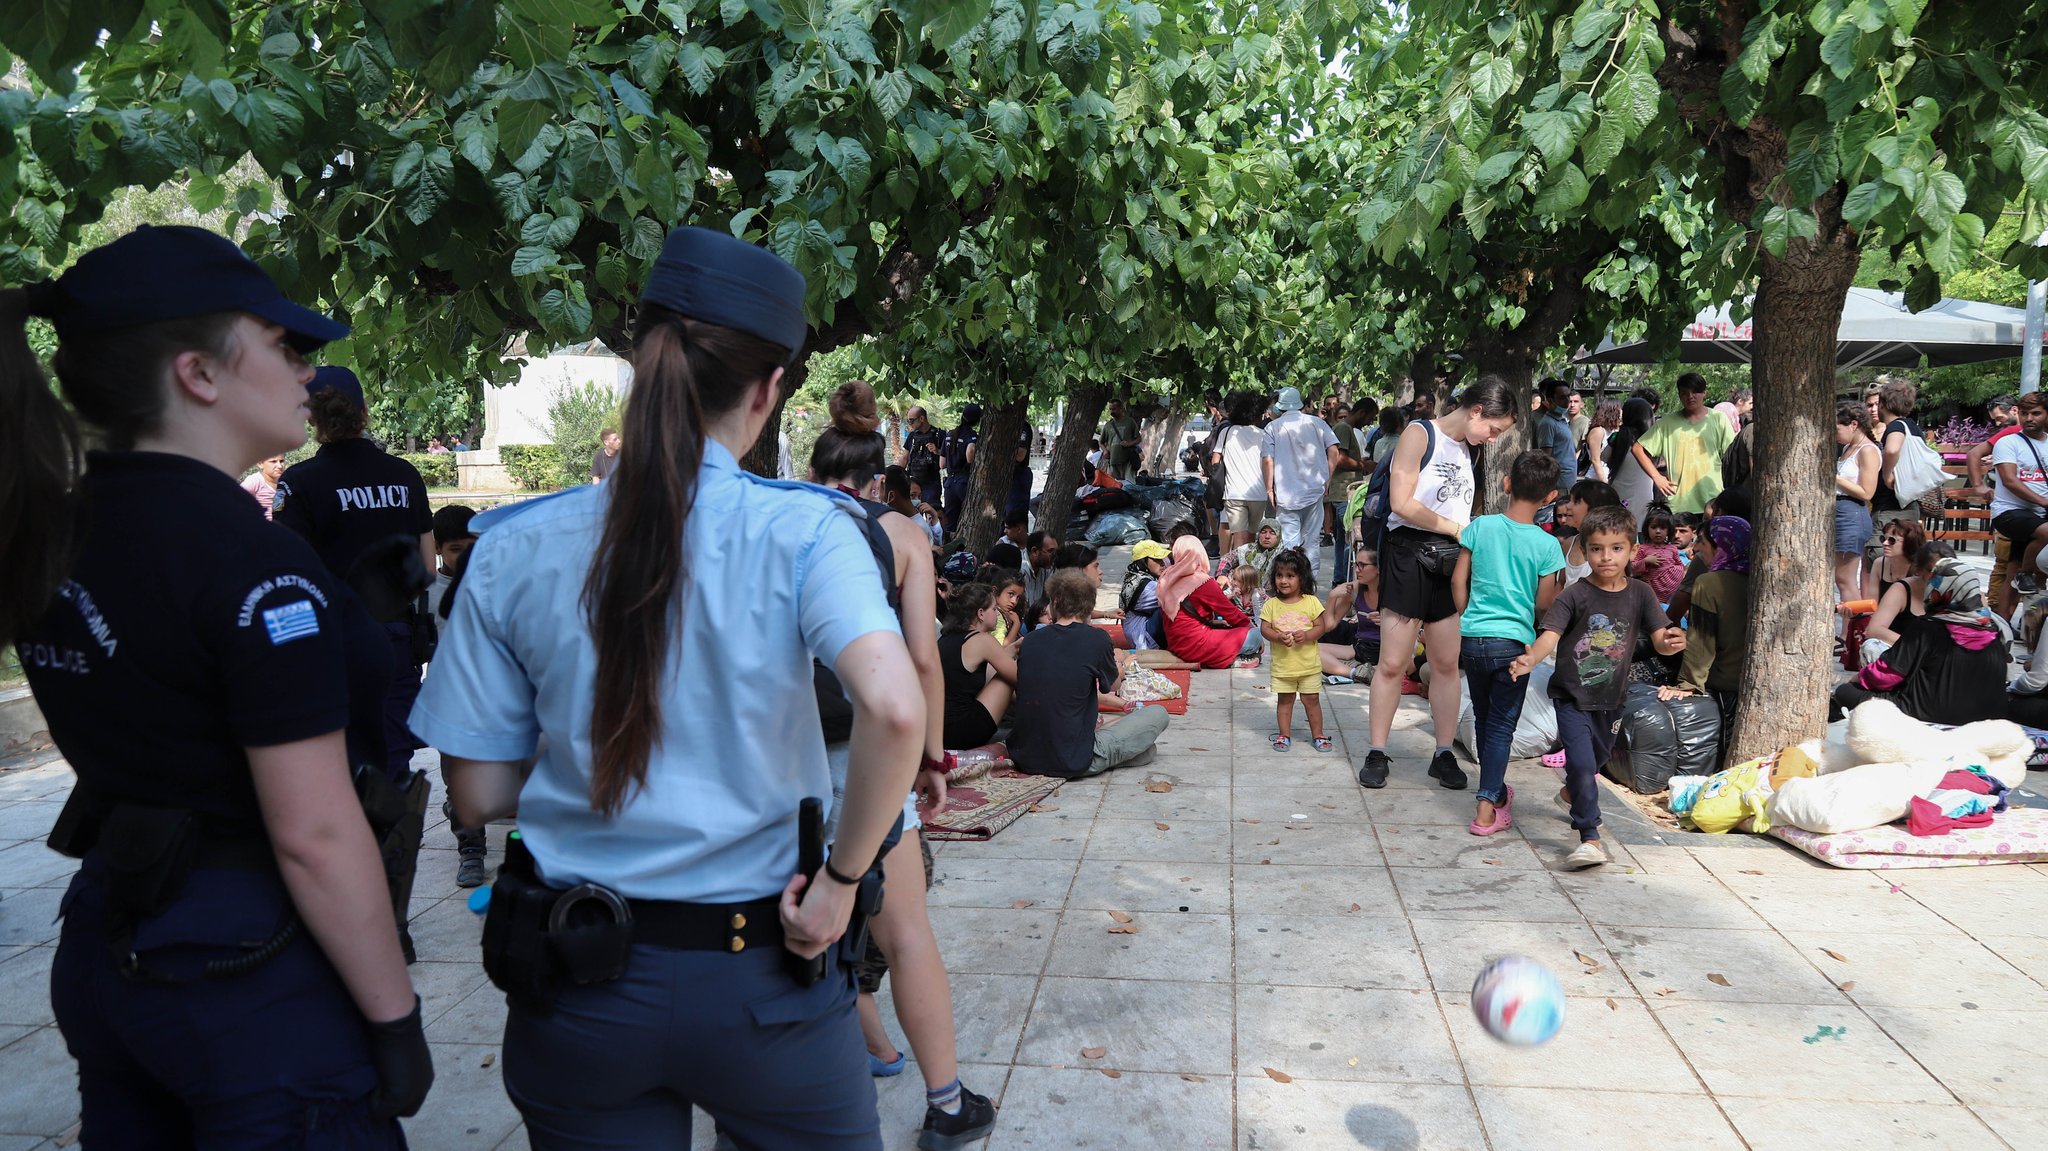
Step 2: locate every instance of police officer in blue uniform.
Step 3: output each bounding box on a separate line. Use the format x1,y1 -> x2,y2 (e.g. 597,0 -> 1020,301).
411,227 -> 923,1148
0,226 -> 432,1143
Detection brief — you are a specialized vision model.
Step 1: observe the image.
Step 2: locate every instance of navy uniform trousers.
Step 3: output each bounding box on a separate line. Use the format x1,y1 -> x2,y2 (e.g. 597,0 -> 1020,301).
51,859 -> 403,1148
504,942 -> 880,1150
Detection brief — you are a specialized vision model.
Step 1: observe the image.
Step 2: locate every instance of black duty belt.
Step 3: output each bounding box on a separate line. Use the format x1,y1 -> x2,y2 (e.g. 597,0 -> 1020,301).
627,895 -> 784,953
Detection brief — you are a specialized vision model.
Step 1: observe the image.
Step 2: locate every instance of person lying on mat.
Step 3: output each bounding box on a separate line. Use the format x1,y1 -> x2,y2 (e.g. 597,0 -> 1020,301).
938,582 -> 1019,750
1011,569 -> 1170,778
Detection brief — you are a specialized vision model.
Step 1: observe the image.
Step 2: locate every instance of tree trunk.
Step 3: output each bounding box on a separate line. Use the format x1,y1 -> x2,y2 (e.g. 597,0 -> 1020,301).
953,393 -> 1029,557
1464,354 -> 1536,517
1728,233 -> 1861,762
1038,381 -> 1109,542
742,355 -> 804,476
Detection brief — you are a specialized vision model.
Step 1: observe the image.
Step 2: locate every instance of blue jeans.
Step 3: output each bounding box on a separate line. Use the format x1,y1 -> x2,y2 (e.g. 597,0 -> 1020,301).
1461,636 -> 1530,806
1554,698 -> 1619,841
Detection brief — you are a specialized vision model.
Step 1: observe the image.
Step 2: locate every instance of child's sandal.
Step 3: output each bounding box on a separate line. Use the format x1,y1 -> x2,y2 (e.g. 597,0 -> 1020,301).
1270,734 -> 1291,752
1311,736 -> 1334,753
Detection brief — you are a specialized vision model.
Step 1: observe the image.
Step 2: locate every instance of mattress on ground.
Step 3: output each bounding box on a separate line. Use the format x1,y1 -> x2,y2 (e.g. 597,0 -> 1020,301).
1768,806 -> 2048,869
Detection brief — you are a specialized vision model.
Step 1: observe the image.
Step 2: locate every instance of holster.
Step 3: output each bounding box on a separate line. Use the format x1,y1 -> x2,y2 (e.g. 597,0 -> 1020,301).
354,765 -> 431,931
480,834 -> 634,1014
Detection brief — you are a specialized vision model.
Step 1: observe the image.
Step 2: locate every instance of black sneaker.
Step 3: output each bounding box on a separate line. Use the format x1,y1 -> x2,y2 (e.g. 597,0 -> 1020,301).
1356,750 -> 1391,789
398,926 -> 417,966
918,1087 -> 996,1150
1428,750 -> 1469,790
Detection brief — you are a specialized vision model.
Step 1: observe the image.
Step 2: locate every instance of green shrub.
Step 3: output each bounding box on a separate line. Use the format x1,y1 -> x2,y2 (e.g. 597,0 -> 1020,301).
502,444 -> 566,491
398,451 -> 456,487
545,379 -> 624,487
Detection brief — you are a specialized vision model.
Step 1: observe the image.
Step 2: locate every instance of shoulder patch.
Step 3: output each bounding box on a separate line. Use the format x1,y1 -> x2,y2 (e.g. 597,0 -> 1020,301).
261,600 -> 321,645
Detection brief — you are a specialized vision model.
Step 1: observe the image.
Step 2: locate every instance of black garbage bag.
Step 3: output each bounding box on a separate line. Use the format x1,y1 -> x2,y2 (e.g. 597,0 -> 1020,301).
1667,691 -> 1724,777
1606,683 -> 1679,794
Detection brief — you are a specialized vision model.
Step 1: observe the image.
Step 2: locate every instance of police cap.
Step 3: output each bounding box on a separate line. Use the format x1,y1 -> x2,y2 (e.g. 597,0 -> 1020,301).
639,226 -> 806,359
24,225 -> 348,351
310,366 -> 366,410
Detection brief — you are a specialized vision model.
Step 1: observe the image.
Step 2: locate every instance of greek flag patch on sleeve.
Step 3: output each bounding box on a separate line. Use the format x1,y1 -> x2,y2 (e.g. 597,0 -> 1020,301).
261,600 -> 321,645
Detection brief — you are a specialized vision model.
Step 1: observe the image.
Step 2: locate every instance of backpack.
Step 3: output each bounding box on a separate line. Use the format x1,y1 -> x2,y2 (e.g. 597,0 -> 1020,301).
1888,423 -> 1947,506
1356,421 -> 1439,554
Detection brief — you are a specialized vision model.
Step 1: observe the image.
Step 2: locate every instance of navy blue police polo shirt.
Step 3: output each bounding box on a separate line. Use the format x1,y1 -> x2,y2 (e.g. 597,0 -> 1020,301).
19,453 -> 391,834
275,438 -> 433,581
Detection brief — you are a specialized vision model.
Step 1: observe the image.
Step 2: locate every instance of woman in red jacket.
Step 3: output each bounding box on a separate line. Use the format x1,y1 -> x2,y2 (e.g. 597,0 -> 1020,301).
1157,536 -> 1257,668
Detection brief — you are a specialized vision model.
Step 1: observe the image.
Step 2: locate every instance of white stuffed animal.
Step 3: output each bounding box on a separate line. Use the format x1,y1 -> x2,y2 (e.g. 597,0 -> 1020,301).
1843,699 -> 2032,788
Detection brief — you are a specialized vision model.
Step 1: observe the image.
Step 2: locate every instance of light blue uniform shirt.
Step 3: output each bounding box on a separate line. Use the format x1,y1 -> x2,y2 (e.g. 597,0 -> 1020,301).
409,441 -> 901,903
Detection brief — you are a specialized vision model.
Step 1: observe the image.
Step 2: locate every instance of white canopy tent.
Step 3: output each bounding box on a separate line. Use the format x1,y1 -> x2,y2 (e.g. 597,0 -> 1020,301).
1578,287 -> 2041,368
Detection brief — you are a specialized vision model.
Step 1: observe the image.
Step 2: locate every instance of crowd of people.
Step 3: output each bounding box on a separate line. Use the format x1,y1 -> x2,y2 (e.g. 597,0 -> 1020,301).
8,217 -> 2048,1149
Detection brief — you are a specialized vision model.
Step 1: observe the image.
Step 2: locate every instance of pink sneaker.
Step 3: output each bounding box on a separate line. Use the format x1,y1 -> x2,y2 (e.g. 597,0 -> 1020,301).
1541,750 -> 1567,769
1468,786 -> 1514,837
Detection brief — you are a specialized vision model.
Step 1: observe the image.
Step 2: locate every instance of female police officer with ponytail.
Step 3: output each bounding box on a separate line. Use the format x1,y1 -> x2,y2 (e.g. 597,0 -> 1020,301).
410,227 -> 923,1147
0,226 -> 431,1143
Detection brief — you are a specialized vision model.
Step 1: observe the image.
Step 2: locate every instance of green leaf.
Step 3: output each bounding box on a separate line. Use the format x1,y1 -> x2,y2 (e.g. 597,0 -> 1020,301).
390,140 -> 426,190
1840,180 -> 1893,227
595,248 -> 628,294
16,199 -> 62,251
1580,117 -> 1624,174
1819,21 -> 1861,79
404,147 -> 454,224
498,100 -> 552,164
490,172 -> 535,222
676,41 -> 722,94
537,283 -> 593,335
258,31 -> 300,62
611,73 -> 654,117
1470,54 -> 1515,106
1904,264 -> 1940,312
622,215 -> 665,259
1756,204 -> 1819,257
629,36 -> 676,90
904,124 -> 940,167
826,136 -> 872,195
234,91 -> 304,161
872,70 -> 913,119
1915,169 -> 1967,228
1783,121 -> 1841,204
1921,212 -> 1986,276
919,0 -> 989,49
1471,149 -> 1523,189
511,245 -> 558,276
1532,162 -> 1589,216
1523,108 -> 1584,165
454,110 -> 497,172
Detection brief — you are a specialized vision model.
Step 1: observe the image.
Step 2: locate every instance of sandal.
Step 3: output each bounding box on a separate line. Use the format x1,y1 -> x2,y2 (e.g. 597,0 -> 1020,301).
1541,750 -> 1567,769
1322,673 -> 1356,685
1312,736 -> 1334,753
1468,785 -> 1515,837
1270,734 -> 1292,752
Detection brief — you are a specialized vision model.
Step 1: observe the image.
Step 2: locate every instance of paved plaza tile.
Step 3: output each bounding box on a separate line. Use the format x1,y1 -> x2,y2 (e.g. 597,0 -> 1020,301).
2,663 -> 2046,1150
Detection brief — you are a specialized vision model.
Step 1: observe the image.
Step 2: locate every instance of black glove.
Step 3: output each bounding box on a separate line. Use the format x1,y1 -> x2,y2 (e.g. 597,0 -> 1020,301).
365,996 -> 435,1119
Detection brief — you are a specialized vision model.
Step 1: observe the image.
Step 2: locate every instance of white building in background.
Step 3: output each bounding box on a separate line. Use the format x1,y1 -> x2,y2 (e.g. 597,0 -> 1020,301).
458,339 -> 631,490
480,338 -> 632,450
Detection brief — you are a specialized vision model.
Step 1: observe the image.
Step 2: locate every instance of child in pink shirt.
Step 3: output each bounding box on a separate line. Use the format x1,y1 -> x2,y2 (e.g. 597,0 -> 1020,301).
1629,507 -> 1686,603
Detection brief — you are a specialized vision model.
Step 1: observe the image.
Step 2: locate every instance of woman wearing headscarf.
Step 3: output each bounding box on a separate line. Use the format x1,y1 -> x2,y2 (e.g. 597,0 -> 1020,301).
1605,397 -> 1664,532
1830,557 -> 2012,725
1668,516 -> 1751,726
1158,535 -> 1257,669
1217,517 -> 1284,585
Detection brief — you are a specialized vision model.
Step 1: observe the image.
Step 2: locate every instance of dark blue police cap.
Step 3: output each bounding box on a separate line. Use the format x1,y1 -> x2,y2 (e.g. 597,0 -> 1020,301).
25,225 -> 348,352
309,366 -> 366,410
640,226 -> 806,359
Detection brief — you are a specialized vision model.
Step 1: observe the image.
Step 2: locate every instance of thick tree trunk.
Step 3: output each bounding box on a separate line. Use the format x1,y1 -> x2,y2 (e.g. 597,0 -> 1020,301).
1464,355 -> 1536,517
1038,381 -> 1109,541
953,393 -> 1030,557
1728,233 -> 1861,762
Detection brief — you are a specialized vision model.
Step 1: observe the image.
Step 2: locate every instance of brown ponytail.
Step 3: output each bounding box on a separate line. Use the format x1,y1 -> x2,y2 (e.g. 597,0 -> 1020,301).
581,306 -> 793,816
809,379 -> 886,483
0,289 -> 82,646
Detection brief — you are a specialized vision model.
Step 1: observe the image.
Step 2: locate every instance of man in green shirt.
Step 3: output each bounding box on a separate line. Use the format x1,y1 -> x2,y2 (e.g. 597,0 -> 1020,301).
1640,373 -> 1736,515
1102,399 -> 1142,480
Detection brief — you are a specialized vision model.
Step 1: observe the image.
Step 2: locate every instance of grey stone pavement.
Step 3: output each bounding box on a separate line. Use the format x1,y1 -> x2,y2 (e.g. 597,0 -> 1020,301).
4,677 -> 2048,1150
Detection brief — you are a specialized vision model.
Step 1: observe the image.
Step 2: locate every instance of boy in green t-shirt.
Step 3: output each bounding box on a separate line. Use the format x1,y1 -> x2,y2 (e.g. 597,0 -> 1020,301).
1452,452 -> 1567,837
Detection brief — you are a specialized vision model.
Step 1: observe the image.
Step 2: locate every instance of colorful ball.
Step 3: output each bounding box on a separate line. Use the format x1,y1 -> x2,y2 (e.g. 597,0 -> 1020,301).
1470,955 -> 1565,1046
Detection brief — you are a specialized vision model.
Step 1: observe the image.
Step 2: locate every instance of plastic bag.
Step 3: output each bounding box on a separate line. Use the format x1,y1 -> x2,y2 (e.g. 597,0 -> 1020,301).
1454,662 -> 1561,763
1118,665 -> 1184,703
1767,761 -> 1948,834
1606,684 -> 1679,794
1667,692 -> 1724,776
1685,760 -> 1773,834
944,743 -> 1011,783
1086,511 -> 1152,546
1666,774 -> 1709,816
1147,494 -> 1198,536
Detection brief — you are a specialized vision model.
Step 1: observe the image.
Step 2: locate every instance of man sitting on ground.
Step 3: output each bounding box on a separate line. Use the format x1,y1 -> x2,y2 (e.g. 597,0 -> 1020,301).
1011,569 -> 1170,778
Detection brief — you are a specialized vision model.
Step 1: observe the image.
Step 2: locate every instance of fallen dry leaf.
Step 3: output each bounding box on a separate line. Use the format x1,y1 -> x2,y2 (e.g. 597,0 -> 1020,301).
481,1052 -> 497,1068
1101,1068 -> 1122,1079
1706,973 -> 1731,987
1821,948 -> 1849,963
1263,1067 -> 1294,1084
1189,746 -> 1209,751
1242,817 -> 1263,824
1605,998 -> 1618,1011
1155,822 -> 1171,831
1740,869 -> 1764,875
1178,875 -> 1193,882
1259,858 -> 1272,865
1028,803 -> 1058,813
1107,925 -> 1139,935
1145,780 -> 1174,793
1840,981 -> 1858,992
1654,987 -> 1677,996
1181,1073 -> 1208,1083
1349,903 -> 1363,912
1573,951 -> 1599,968
1483,858 -> 1502,865
55,1124 -> 81,1149
1318,802 -> 1337,810
1081,1046 -> 1107,1060
1264,838 -> 1281,845
1108,910 -> 1134,924
1011,900 -> 1034,909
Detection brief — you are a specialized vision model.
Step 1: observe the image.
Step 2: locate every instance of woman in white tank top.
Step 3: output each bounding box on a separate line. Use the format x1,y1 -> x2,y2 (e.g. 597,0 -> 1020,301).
1358,377 -> 1520,792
